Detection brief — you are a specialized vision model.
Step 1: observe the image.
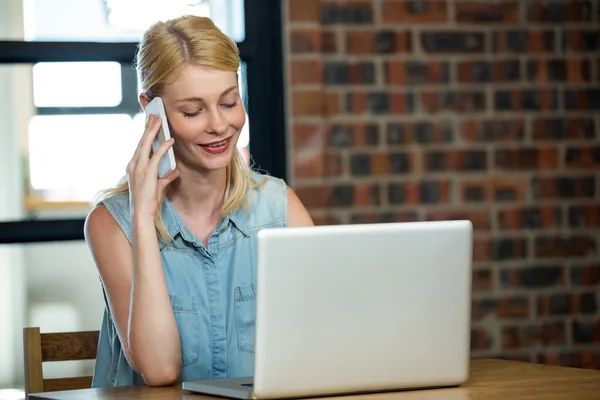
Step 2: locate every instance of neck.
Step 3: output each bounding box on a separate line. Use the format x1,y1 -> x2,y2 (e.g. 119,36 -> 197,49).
168,164 -> 227,218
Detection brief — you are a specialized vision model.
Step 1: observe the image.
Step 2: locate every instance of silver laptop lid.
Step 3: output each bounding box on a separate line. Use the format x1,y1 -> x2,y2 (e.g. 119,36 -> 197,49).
253,220 -> 472,399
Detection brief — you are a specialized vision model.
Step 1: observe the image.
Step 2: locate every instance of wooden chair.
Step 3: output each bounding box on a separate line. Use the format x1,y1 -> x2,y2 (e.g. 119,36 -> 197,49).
23,327 -> 100,396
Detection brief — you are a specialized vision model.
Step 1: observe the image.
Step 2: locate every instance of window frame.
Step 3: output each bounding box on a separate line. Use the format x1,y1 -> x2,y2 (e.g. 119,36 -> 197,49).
0,0 -> 286,243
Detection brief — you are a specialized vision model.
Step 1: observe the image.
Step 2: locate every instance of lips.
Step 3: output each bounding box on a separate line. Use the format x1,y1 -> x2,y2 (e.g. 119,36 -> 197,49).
198,136 -> 232,155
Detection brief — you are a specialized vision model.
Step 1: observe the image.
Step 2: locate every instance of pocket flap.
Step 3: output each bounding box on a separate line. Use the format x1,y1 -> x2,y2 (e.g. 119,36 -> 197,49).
235,284 -> 256,302
169,294 -> 196,312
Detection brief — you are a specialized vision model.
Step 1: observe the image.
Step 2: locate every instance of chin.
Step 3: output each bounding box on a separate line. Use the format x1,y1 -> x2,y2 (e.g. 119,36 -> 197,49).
196,147 -> 237,172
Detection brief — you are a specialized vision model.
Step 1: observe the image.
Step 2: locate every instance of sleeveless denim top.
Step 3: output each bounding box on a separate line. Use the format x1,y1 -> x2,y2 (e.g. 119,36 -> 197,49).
91,173 -> 287,387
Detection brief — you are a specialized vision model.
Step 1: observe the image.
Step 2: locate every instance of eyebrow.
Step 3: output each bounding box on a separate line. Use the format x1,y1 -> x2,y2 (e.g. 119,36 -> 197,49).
174,85 -> 239,104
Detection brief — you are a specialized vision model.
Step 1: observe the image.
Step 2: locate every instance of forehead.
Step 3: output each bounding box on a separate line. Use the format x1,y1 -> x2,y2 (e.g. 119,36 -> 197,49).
163,64 -> 238,100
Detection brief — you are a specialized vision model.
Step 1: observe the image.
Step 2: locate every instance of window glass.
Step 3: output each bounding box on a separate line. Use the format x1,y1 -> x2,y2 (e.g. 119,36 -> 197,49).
33,62 -> 122,107
21,0 -> 246,43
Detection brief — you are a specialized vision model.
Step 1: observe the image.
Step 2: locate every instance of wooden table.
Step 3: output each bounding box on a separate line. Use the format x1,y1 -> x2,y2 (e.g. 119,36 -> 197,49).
29,359 -> 600,399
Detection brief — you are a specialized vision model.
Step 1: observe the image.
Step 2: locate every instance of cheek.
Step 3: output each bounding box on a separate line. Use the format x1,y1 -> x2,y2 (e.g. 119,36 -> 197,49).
231,108 -> 246,129
169,117 -> 206,140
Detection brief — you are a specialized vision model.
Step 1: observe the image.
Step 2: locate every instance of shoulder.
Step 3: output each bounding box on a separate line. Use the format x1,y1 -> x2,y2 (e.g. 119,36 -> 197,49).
286,185 -> 313,227
85,193 -> 132,243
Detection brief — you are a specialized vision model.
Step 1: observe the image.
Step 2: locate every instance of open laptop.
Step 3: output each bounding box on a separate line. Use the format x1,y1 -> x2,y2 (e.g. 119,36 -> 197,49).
182,220 -> 473,399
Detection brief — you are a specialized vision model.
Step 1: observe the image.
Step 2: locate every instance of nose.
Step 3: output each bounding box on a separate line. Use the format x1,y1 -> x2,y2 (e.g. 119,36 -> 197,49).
207,108 -> 228,136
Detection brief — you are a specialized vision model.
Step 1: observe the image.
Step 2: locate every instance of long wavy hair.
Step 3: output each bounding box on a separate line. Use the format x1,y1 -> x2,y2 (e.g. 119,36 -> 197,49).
95,16 -> 260,244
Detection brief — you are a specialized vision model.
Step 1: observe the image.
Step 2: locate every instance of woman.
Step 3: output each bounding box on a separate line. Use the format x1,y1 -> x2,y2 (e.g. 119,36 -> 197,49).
84,15 -> 313,387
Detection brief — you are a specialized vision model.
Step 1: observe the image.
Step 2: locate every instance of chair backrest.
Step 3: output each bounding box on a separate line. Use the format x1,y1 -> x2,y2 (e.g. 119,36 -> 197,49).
23,327 -> 99,396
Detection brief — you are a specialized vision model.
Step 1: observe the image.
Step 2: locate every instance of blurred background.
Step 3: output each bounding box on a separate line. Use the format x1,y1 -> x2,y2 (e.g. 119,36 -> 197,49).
0,0 -> 599,398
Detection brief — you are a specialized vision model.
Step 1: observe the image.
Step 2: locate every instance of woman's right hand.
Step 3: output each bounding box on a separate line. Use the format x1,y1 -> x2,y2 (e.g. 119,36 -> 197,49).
126,114 -> 180,218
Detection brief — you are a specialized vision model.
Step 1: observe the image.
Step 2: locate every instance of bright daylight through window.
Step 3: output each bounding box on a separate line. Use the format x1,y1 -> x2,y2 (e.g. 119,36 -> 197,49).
23,0 -> 248,206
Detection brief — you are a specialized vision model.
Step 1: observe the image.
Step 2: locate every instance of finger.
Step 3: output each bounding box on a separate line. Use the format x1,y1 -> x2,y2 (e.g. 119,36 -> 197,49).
133,115 -> 162,162
148,137 -> 175,170
158,169 -> 180,191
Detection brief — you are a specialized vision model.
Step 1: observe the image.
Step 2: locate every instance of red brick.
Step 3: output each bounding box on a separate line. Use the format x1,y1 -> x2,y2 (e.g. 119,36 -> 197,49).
370,152 -> 390,175
537,293 -> 598,316
571,264 -> 600,286
474,238 -> 492,262
528,1 -> 593,23
295,186 -> 331,209
290,59 -> 323,84
495,89 -> 558,111
353,124 -> 379,147
346,30 -> 411,54
320,1 -> 373,24
569,205 -> 600,228
386,61 -> 448,85
494,30 -> 555,53
346,30 -> 374,54
461,119 -> 524,142
460,178 -> 528,203
539,350 -> 600,370
494,147 -> 559,170
535,236 -> 596,258
472,296 -> 530,320
382,0 -> 447,23
563,29 -> 599,52
321,30 -> 338,53
345,92 -> 368,114
565,146 -> 600,169
292,152 -> 342,179
503,323 -> 566,349
497,206 -> 562,230
288,0 -> 320,22
290,29 -> 320,53
532,176 -> 595,199
292,124 -> 328,148
456,1 -> 519,23
501,266 -> 564,289
532,118 -> 596,141
567,59 -> 590,83
389,93 -> 413,114
393,31 -> 412,53
385,61 -> 406,85
471,326 -> 493,350
497,297 -> 530,319
421,90 -> 486,113
472,269 -> 493,292
292,91 -> 340,116
293,151 -> 323,179
426,209 -> 490,230
424,150 -> 487,172
351,212 -> 420,225
354,183 -> 379,207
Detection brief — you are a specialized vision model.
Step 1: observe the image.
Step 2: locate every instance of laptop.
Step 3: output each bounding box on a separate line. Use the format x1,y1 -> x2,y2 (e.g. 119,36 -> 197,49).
182,220 -> 473,399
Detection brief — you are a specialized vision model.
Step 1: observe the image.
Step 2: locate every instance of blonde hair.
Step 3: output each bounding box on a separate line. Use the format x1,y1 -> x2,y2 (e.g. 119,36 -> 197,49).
95,16 -> 261,244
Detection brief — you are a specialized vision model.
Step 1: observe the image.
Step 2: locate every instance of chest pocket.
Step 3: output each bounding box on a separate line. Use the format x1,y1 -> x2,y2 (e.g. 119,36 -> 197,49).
170,294 -> 200,366
234,284 -> 256,354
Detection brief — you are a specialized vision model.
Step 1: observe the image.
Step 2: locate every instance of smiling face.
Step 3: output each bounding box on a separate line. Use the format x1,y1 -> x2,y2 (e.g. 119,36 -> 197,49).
151,63 -> 246,173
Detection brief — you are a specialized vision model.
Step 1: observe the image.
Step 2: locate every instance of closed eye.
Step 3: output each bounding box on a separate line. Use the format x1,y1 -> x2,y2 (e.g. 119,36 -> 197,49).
183,110 -> 201,118
222,101 -> 238,109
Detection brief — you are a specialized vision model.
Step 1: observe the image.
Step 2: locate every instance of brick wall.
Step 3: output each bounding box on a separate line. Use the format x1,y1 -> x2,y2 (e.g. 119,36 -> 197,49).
283,0 -> 600,368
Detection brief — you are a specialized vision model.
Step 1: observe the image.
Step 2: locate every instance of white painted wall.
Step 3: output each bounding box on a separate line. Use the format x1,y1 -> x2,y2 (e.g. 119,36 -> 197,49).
0,0 -> 105,390
0,0 -> 28,389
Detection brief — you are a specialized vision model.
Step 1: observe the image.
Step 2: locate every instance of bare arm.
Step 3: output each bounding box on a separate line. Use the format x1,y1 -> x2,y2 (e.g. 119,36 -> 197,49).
85,205 -> 181,386
84,115 -> 181,386
287,186 -> 314,227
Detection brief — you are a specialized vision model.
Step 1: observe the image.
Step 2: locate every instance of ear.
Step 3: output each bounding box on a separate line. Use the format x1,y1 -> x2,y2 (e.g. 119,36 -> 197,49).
139,93 -> 152,110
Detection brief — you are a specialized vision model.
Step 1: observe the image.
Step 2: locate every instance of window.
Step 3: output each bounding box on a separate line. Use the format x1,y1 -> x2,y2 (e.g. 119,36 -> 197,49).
0,0 -> 285,242
22,0 -> 245,43
26,60 -> 250,205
